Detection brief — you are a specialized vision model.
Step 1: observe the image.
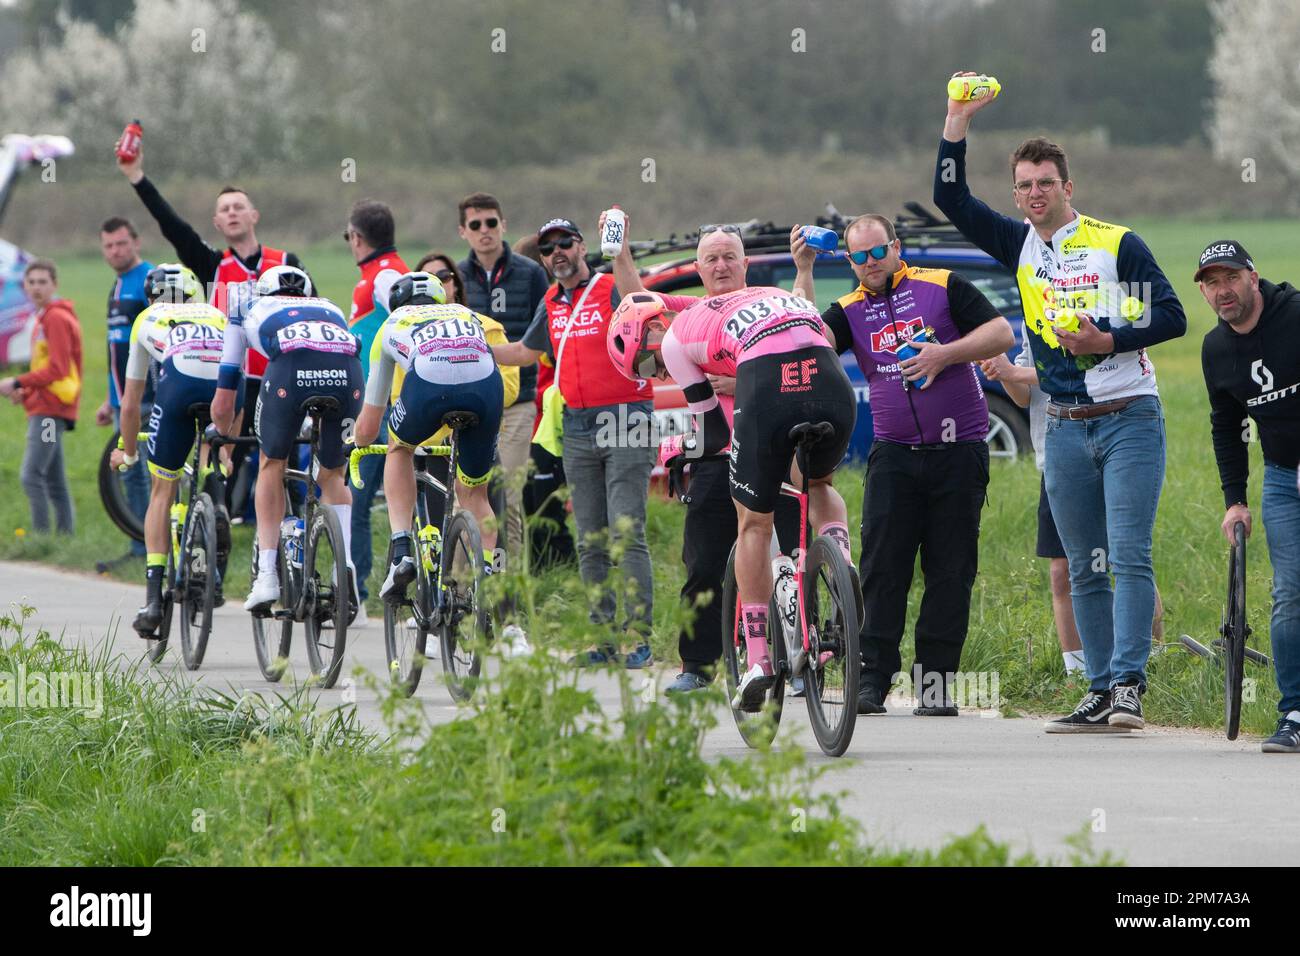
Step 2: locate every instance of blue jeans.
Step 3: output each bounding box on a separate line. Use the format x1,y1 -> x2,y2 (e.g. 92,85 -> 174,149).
350,407 -> 389,601
115,407 -> 150,556
1044,396 -> 1165,692
1262,463 -> 1300,714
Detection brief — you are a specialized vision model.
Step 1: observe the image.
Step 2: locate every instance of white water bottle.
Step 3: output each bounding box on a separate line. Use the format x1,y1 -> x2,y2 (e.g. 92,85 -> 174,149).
600,206 -> 626,259
772,555 -> 799,661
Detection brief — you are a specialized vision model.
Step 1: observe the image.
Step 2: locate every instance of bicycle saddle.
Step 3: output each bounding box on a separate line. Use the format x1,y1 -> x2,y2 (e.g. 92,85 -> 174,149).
299,396 -> 342,415
440,411 -> 480,430
788,421 -> 835,446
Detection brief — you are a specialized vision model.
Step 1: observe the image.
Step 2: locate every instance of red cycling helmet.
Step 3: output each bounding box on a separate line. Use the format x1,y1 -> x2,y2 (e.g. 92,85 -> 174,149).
607,291 -> 669,381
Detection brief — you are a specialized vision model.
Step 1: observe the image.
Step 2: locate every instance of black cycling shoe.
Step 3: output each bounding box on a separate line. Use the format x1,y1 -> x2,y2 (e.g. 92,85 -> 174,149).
380,556 -> 416,605
133,600 -> 163,637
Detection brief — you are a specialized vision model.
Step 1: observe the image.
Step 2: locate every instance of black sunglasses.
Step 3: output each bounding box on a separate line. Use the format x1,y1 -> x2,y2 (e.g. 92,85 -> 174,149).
431,268 -> 455,284
538,236 -> 578,256
467,217 -> 500,231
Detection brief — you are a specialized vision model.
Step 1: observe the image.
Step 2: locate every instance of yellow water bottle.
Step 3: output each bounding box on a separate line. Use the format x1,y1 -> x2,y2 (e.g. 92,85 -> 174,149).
947,74 -> 1001,102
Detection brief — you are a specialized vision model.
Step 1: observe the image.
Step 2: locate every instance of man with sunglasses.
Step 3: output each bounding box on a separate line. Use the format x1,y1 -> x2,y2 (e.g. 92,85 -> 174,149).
604,212 -> 812,694
935,70 -> 1186,732
797,214 -> 1014,716
493,218 -> 654,666
456,192 -> 550,574
344,199 -> 410,617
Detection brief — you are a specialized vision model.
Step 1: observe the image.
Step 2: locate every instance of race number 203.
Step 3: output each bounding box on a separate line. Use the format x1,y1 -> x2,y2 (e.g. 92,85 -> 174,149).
723,294 -> 818,343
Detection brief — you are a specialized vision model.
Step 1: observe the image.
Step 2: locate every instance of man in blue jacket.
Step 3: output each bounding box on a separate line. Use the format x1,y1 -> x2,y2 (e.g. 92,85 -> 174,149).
934,71 -> 1186,734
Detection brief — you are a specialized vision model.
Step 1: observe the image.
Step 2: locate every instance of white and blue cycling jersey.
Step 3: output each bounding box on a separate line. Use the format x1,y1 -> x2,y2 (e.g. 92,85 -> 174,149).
218,294 -> 359,390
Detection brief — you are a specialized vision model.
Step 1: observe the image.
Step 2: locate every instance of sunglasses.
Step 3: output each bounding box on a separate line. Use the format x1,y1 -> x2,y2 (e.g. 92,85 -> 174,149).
431,268 -> 455,284
636,349 -> 659,379
847,242 -> 893,265
699,223 -> 742,236
467,217 -> 500,231
341,227 -> 354,242
538,236 -> 578,256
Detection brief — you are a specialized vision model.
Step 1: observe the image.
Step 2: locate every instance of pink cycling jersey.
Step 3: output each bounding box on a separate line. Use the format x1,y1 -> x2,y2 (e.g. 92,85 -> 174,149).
661,286 -> 829,414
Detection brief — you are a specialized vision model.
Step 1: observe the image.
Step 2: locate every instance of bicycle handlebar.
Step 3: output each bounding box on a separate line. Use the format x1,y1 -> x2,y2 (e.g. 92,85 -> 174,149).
348,442 -> 451,488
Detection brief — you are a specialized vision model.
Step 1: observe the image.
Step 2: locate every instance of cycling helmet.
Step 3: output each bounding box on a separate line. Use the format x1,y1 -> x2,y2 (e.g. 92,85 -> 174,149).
255,265 -> 313,298
607,291 -> 669,381
144,263 -> 202,303
389,271 -> 447,311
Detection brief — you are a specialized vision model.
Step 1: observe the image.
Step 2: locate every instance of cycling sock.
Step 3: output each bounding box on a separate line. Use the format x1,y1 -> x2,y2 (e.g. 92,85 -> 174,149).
258,548 -> 279,578
741,603 -> 772,675
818,522 -> 852,564
331,504 -> 352,565
390,530 -> 413,562
1063,650 -> 1086,673
146,552 -> 166,569
145,560 -> 164,601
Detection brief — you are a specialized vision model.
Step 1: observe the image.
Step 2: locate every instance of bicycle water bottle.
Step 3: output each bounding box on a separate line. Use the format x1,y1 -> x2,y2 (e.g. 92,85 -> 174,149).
895,326 -> 935,390
418,524 -> 442,572
116,119 -> 143,163
947,74 -> 1000,102
772,555 -> 800,661
801,226 -> 838,253
600,207 -> 626,259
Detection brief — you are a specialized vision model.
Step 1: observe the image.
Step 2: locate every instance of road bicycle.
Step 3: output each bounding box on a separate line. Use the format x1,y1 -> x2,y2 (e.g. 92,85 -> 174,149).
719,421 -> 861,757
247,397 -> 354,688
349,411 -> 492,701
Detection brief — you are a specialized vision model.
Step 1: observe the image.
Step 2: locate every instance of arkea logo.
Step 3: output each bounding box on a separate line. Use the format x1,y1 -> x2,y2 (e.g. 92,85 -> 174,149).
780,358 -> 818,392
870,318 -> 923,354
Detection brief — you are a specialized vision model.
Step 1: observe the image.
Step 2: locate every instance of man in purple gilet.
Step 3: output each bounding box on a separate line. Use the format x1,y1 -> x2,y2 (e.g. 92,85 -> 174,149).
797,213 -> 1014,716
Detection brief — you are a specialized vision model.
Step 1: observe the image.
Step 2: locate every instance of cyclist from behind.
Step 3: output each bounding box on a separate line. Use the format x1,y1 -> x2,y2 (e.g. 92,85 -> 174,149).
210,266 -> 363,615
109,264 -> 237,635
352,272 -> 530,655
608,287 -> 856,709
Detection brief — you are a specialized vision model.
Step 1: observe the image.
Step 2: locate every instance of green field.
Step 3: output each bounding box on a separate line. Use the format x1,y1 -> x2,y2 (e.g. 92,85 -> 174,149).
0,218 -> 1290,737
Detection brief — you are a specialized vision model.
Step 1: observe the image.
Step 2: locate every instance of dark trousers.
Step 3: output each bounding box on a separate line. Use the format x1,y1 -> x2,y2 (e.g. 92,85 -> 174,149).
678,457 -> 801,675
859,440 -> 988,695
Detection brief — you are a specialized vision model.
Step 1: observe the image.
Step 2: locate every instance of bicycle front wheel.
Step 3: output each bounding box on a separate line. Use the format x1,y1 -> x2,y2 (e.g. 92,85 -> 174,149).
99,430 -> 145,544
439,510 -> 489,702
383,527 -> 431,697
250,537 -> 293,681
1224,521 -> 1248,740
802,536 -> 860,757
178,492 -> 218,670
303,506 -> 349,689
719,543 -> 786,749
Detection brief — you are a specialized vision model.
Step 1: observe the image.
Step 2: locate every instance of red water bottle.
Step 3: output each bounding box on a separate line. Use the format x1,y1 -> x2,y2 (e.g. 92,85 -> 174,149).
116,119 -> 143,163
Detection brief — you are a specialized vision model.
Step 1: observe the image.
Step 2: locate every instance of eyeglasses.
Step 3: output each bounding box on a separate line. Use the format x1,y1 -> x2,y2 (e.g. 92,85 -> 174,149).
431,268 -> 455,284
699,223 -> 742,237
341,227 -> 354,242
1013,177 -> 1065,196
467,217 -> 500,231
538,236 -> 578,256
847,243 -> 893,265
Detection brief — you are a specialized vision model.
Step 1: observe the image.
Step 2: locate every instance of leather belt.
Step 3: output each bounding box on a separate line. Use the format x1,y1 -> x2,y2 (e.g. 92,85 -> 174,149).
1046,396 -> 1141,420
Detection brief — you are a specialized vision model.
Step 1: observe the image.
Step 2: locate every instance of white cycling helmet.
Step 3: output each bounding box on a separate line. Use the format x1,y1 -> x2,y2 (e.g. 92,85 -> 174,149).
255,265 -> 313,298
388,271 -> 447,311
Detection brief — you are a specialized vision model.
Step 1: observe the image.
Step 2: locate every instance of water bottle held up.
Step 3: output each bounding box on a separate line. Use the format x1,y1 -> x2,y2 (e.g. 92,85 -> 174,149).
116,119 -> 143,162
801,226 -> 839,253
600,206 -> 626,259
947,75 -> 1000,102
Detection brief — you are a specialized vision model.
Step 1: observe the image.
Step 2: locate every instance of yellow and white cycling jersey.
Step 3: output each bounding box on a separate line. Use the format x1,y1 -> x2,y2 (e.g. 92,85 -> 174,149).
125,301 -> 228,383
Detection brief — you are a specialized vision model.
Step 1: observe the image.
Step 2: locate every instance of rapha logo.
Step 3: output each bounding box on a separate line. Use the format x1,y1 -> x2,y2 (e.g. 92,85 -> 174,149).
50,886 -> 151,936
1252,359 -> 1274,392
870,318 -> 923,354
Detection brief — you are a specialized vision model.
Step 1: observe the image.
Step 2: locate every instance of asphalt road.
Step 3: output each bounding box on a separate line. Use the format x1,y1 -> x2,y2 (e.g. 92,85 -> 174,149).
6,559 -> 1296,866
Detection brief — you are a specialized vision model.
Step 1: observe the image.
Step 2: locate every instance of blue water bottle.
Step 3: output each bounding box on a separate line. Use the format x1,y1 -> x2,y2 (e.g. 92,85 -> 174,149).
895,326 -> 935,390
801,226 -> 839,252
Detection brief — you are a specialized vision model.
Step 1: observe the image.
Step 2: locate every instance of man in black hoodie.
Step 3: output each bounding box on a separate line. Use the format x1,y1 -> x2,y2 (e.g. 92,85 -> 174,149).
1199,239 -> 1300,752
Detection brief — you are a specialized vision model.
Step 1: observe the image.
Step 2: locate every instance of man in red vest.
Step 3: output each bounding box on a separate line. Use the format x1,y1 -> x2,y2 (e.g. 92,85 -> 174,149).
115,138 -> 307,523
494,218 -> 655,668
344,199 -> 409,616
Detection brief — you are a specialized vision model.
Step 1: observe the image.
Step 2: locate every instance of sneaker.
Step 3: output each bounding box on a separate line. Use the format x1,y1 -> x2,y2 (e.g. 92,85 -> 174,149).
914,701 -> 959,717
856,682 -> 887,715
133,600 -> 163,637
243,574 -> 280,613
380,555 -> 416,604
623,643 -> 653,669
1108,682 -> 1144,729
352,601 -> 368,629
1044,690 -> 1130,734
790,675 -> 806,698
570,644 -> 619,667
501,624 -> 533,659
408,617 -> 436,658
665,671 -> 711,695
1262,716 -> 1300,753
732,662 -> 776,713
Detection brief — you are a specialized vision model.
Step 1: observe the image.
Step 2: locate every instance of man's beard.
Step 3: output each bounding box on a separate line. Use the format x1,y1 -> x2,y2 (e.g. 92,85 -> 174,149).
1221,290 -> 1257,325
552,259 -> 576,280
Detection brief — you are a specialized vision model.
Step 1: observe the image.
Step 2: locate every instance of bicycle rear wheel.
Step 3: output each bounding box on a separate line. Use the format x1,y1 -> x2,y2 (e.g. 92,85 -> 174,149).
440,510 -> 489,702
178,492 -> 218,670
1223,521 -> 1248,740
719,544 -> 786,749
250,538 -> 293,681
383,527 -> 431,697
802,536 -> 860,757
303,506 -> 349,689
99,430 -> 145,544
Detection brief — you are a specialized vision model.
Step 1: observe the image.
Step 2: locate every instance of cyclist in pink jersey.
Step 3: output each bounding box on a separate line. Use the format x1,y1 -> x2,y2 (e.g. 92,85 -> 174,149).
609,287 -> 857,710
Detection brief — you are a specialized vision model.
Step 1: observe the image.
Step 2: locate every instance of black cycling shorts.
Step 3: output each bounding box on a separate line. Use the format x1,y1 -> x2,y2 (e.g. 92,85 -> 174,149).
390,370 -> 503,486
730,345 -> 856,513
146,359 -> 244,481
254,349 -> 363,469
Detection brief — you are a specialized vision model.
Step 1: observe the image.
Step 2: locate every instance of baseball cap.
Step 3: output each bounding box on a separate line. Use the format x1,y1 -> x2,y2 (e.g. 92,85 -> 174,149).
538,218 -> 583,241
1194,239 -> 1255,281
